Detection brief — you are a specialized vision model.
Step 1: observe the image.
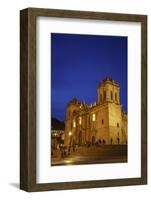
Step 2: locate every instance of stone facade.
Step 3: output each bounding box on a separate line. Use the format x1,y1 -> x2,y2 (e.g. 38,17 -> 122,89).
64,77 -> 127,147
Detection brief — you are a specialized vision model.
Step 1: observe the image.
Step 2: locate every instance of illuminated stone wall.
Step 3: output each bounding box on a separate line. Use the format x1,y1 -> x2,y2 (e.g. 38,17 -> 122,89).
64,77 -> 127,147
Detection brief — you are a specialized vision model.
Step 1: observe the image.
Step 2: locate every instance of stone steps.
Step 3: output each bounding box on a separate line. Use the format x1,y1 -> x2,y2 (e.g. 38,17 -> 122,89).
69,145 -> 127,157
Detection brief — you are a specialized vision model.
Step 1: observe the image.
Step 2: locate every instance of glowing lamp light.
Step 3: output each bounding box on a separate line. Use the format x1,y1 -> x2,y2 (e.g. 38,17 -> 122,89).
69,131 -> 72,136
65,160 -> 72,164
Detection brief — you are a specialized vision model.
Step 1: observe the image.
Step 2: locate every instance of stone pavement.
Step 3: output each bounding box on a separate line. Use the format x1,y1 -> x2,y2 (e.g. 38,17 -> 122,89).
51,145 -> 127,166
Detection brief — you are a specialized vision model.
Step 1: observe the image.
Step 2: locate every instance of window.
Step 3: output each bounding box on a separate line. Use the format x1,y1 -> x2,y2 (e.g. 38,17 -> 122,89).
103,91 -> 106,101
79,116 -> 82,125
102,119 -> 104,124
73,121 -> 76,128
73,110 -> 76,115
111,91 -> 113,100
115,93 -> 117,101
117,123 -> 119,127
87,115 -> 90,128
92,113 -> 96,121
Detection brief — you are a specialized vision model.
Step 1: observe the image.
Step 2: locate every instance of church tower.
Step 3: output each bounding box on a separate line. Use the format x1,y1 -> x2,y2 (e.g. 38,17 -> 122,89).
97,77 -> 125,144
97,77 -> 120,105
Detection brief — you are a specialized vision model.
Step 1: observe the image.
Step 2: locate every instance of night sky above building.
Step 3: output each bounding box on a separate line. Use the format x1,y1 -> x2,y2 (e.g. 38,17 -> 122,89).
51,33 -> 127,121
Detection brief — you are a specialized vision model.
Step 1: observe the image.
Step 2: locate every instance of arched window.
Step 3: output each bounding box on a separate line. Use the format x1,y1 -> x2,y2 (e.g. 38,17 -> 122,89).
73,121 -> 76,128
111,91 -> 113,100
103,91 -> 106,101
115,93 -> 117,101
117,123 -> 119,127
73,110 -> 76,115
92,113 -> 96,121
79,116 -> 82,125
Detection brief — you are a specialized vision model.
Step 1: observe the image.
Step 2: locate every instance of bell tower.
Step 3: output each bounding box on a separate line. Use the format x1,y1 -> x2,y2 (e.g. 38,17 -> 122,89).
97,77 -> 120,104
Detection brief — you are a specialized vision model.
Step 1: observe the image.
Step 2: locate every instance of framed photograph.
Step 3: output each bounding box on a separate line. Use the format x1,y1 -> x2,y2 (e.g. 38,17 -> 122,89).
20,8 -> 147,191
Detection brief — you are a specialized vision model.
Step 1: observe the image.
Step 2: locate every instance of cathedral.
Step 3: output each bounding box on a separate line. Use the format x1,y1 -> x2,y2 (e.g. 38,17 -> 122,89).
64,77 -> 127,147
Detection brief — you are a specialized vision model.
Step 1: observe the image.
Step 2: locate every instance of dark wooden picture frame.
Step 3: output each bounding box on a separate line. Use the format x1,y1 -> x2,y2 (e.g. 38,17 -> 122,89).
20,7 -> 147,192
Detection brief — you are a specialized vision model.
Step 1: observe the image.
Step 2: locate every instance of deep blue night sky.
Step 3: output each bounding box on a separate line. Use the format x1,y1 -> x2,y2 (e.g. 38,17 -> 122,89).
51,33 -> 127,122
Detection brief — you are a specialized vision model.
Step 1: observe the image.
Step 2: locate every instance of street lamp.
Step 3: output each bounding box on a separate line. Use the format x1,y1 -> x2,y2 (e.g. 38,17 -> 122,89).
69,131 -> 72,136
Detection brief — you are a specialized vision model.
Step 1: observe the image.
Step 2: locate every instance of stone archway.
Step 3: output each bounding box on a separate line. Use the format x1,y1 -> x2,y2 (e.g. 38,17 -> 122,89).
92,135 -> 95,145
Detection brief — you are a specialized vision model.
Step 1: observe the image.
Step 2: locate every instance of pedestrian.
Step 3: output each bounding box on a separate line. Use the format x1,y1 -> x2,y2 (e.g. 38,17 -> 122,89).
99,139 -> 102,145
73,144 -> 75,152
103,139 -> 105,144
60,147 -> 64,157
68,146 -> 71,155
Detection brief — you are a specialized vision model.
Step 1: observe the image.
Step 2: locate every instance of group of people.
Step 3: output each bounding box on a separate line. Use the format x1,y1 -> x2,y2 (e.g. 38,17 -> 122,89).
52,137 -> 122,159
86,139 -> 106,147
58,144 -> 78,157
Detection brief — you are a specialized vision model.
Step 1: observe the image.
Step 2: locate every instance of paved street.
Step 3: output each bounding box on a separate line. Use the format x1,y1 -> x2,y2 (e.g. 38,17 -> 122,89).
51,145 -> 127,166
